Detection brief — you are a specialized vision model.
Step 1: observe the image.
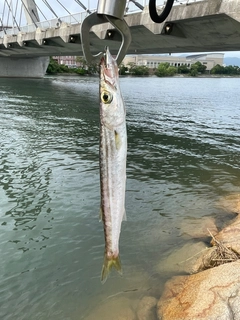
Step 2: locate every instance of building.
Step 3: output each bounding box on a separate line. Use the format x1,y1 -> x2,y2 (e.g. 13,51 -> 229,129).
53,55 -> 78,68
123,53 -> 224,71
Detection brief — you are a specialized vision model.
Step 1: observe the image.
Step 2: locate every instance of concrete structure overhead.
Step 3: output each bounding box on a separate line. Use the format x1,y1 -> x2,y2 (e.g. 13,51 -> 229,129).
1,0 -> 240,59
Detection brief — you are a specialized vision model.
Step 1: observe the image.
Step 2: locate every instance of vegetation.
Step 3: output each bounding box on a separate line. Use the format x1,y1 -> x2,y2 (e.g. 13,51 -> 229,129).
155,62 -> 177,77
47,56 -> 240,77
119,64 -> 128,75
177,61 -> 207,76
127,62 -> 149,76
46,56 -> 98,75
210,64 -> 240,75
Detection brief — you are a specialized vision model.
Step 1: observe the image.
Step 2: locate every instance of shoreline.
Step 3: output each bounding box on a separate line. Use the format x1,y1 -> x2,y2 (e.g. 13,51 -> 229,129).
45,73 -> 240,79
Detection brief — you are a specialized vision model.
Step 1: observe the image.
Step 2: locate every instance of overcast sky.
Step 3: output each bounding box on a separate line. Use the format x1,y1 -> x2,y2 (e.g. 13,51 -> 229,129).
0,0 -> 240,58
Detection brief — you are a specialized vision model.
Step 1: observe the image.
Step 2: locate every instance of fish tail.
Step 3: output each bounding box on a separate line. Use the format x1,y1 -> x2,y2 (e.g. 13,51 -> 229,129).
101,253 -> 122,284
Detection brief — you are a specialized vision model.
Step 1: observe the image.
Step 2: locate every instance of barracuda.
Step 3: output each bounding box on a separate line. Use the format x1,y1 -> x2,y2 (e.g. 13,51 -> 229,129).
99,47 -> 127,284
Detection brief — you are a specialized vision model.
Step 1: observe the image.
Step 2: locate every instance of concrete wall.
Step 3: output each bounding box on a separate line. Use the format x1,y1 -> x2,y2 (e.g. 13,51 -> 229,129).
0,56 -> 49,78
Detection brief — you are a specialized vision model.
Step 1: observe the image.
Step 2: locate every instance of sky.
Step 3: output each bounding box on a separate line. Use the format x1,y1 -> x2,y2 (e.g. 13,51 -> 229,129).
0,0 -> 240,58
171,51 -> 240,58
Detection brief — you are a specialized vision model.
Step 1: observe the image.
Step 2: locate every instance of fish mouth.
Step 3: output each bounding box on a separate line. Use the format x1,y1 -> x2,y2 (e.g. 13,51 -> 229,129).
102,46 -> 113,67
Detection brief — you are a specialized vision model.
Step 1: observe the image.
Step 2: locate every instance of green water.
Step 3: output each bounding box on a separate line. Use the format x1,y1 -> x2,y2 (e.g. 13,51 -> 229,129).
0,76 -> 239,319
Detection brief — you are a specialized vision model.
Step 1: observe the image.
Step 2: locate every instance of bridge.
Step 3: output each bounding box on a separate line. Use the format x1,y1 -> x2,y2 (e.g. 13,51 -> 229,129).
0,0 -> 240,77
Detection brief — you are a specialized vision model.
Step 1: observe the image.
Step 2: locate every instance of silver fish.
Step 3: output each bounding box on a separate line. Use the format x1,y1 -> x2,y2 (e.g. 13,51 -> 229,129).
99,47 -> 127,283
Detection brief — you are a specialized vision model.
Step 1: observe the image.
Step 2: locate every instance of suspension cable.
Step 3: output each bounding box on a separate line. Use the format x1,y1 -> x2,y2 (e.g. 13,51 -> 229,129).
5,0 -> 20,30
74,0 -> 91,14
33,0 -> 48,21
19,1 -> 23,27
1,0 -> 6,29
0,17 -> 7,34
41,0 -> 59,19
55,0 -> 78,23
130,0 -> 144,10
20,0 -> 38,27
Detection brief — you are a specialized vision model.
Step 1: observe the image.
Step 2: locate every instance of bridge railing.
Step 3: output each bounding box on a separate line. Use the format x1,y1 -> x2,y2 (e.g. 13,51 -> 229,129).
0,0 -> 206,39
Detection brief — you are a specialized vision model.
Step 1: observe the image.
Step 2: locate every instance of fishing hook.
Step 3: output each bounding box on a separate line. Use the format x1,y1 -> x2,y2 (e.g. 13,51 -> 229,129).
149,0 -> 174,23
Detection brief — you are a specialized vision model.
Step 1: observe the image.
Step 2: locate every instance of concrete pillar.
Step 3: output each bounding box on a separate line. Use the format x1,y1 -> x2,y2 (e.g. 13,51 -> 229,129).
0,57 -> 49,78
0,2 -> 48,78
22,0 -> 40,25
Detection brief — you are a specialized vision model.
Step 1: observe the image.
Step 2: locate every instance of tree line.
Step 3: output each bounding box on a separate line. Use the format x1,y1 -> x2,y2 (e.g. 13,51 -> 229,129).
46,57 -> 240,77
46,56 -> 98,75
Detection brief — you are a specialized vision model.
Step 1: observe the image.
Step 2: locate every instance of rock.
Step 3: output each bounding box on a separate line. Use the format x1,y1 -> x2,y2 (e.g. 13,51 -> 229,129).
155,242 -> 208,275
212,215 -> 240,255
157,260 -> 240,320
180,216 -> 218,239
137,296 -> 158,320
217,193 -> 240,214
84,297 -> 136,320
191,247 -> 217,273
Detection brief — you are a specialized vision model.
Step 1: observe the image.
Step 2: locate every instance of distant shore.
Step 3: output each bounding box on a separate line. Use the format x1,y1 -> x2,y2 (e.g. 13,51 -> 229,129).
45,73 -> 240,78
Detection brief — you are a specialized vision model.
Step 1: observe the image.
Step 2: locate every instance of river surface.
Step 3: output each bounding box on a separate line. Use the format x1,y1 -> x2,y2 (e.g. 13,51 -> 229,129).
0,75 -> 240,320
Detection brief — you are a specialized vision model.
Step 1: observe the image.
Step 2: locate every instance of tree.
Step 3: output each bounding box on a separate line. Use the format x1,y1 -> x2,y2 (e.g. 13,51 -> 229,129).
210,64 -> 226,74
190,61 -> 207,74
127,62 -> 149,75
46,57 -> 61,74
178,64 -> 190,74
119,63 -> 128,75
155,62 -> 177,77
75,56 -> 98,74
210,64 -> 240,75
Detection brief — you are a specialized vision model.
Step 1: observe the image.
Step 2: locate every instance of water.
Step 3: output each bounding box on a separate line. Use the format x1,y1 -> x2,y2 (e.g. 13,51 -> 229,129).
0,75 -> 239,320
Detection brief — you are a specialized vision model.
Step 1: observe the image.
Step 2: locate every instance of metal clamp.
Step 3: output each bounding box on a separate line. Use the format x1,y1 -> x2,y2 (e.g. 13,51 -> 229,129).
80,0 -> 131,66
97,0 -> 127,20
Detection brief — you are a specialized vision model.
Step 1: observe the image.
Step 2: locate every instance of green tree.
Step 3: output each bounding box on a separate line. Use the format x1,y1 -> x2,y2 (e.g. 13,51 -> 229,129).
127,63 -> 149,75
210,64 -> 226,74
119,63 -> 128,75
76,56 -> 87,68
46,57 -> 61,74
178,64 -> 190,74
190,61 -> 207,74
155,62 -> 177,77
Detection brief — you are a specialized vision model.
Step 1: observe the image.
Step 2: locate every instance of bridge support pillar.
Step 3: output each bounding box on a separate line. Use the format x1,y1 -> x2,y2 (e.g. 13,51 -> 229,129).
0,56 -> 49,78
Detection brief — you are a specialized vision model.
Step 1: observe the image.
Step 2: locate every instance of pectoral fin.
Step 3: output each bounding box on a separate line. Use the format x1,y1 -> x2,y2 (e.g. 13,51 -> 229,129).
114,130 -> 122,150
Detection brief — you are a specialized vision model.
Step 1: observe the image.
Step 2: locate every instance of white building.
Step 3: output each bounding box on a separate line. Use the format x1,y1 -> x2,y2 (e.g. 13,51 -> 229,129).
123,53 -> 224,71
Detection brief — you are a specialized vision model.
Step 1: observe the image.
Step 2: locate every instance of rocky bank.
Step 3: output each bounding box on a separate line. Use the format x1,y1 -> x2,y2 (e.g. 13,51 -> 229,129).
157,193 -> 240,320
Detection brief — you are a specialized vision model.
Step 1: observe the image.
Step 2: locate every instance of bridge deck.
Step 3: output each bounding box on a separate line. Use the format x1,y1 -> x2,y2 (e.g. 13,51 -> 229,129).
0,0 -> 240,57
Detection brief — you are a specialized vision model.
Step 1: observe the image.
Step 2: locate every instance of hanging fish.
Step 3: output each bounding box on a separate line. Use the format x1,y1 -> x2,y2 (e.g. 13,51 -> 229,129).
99,47 -> 127,283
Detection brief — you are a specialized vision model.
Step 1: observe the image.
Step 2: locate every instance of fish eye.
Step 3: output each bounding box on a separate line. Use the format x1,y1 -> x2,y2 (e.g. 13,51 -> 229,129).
101,90 -> 113,104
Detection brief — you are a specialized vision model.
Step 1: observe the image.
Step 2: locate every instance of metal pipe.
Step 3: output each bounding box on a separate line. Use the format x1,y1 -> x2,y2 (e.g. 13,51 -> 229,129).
97,0 -> 127,20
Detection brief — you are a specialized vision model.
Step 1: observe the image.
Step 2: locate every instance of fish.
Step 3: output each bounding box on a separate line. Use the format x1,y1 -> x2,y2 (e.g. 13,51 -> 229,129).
99,47 -> 127,284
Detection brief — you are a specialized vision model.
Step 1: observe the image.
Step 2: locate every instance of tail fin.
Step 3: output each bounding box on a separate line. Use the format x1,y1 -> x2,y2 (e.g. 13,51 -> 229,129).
101,253 -> 122,284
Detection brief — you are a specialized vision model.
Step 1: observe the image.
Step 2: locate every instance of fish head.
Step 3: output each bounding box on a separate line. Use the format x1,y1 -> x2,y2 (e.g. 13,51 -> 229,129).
99,47 -> 125,129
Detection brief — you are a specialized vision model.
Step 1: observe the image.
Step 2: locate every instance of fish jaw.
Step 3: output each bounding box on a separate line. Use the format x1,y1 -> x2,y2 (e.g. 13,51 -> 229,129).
100,49 -> 126,130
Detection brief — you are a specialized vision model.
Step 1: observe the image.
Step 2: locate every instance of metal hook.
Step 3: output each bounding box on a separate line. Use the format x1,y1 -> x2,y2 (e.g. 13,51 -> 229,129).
80,12 -> 132,66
